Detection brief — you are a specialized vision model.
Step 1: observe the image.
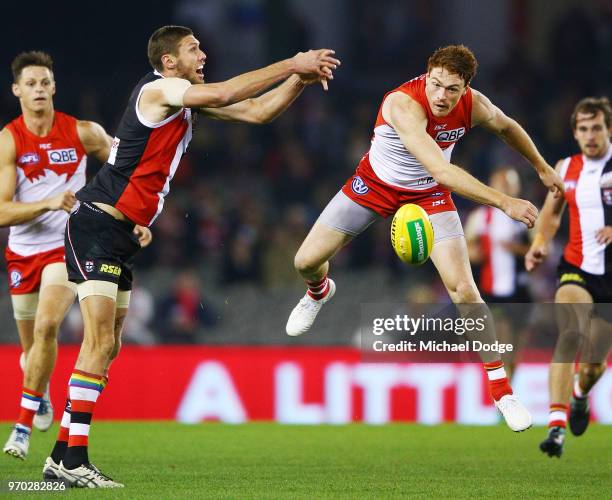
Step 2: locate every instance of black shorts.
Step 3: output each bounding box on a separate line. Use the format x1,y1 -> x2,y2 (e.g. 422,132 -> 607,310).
557,258 -> 612,303
65,202 -> 140,290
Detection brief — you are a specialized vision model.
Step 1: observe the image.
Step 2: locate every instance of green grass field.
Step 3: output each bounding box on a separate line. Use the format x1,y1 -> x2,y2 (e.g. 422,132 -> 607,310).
1,423 -> 610,499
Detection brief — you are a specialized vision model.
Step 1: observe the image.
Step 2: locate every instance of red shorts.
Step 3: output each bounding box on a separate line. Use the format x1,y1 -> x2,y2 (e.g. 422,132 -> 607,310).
341,154 -> 456,217
5,246 -> 66,295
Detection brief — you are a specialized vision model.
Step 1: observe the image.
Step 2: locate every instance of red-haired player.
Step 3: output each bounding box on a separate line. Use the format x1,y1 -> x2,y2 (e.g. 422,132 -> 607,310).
287,45 -> 564,433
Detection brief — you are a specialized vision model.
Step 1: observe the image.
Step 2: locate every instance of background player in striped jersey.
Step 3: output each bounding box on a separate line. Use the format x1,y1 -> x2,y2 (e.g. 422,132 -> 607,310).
50,26 -> 339,487
1,51 -> 152,461
525,96 -> 612,458
286,45 -> 564,432
465,166 -> 531,379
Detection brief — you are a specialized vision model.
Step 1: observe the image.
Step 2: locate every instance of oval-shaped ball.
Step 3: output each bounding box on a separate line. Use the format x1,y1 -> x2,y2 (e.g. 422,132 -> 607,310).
390,204 -> 434,265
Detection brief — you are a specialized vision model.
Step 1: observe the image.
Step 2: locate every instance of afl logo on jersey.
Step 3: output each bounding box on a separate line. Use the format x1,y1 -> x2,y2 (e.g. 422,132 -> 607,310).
19,153 -> 40,165
351,176 -> 369,195
47,148 -> 78,165
10,270 -> 22,288
435,127 -> 465,142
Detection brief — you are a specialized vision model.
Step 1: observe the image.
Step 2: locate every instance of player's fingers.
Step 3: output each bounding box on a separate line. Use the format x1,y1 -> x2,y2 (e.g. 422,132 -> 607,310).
320,56 -> 341,66
321,79 -> 329,91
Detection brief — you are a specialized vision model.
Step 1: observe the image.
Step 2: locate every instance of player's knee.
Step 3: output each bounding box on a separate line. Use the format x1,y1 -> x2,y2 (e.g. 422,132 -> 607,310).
33,316 -> 61,343
294,251 -> 321,275
83,334 -> 116,359
451,281 -> 481,304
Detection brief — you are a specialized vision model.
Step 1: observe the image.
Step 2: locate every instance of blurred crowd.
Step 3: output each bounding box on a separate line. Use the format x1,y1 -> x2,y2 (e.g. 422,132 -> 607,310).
0,1 -> 610,344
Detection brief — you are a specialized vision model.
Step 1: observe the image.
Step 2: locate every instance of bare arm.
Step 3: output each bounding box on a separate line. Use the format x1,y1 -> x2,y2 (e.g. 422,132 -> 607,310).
77,120 -> 112,163
525,159 -> 567,271
383,92 -> 538,227
140,50 -> 339,125
200,75 -> 307,124
0,129 -> 75,227
472,89 -> 564,198
184,50 -> 337,108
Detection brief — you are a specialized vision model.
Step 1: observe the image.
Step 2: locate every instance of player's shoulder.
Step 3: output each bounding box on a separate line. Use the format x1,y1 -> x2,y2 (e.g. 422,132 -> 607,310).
76,120 -> 108,145
0,127 -> 16,147
384,90 -> 426,119
0,127 -> 17,162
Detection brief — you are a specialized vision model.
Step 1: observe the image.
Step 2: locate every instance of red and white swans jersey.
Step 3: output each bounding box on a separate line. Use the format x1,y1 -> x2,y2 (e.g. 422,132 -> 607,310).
5,112 -> 87,255
368,74 -> 473,190
560,146 -> 612,275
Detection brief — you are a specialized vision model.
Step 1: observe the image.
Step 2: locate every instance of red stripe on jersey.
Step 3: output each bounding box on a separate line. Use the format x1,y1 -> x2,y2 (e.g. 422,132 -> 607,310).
563,155 -> 585,268
115,113 -> 188,226
479,207 -> 493,294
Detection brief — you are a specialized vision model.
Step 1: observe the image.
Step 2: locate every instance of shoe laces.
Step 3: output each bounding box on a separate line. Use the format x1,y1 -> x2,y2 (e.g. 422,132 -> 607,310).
84,463 -> 114,482
14,425 -> 30,443
297,295 -> 320,314
496,394 -> 517,412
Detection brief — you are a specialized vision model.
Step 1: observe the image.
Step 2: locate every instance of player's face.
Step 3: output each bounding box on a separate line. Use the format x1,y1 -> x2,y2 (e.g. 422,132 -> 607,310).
425,68 -> 467,117
573,111 -> 611,159
12,66 -> 55,113
175,35 -> 206,84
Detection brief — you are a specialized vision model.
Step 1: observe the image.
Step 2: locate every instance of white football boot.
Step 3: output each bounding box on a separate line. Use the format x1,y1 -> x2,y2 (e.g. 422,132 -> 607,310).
3,424 -> 31,459
59,462 -> 124,488
33,383 -> 54,432
286,279 -> 336,336
495,394 -> 533,432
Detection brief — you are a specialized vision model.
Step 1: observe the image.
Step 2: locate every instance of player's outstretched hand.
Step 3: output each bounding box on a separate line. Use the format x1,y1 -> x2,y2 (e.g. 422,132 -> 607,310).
501,196 -> 538,228
133,225 -> 153,247
293,49 -> 340,81
538,163 -> 564,199
525,244 -> 548,271
595,226 -> 612,246
299,74 -> 330,91
47,190 -> 77,212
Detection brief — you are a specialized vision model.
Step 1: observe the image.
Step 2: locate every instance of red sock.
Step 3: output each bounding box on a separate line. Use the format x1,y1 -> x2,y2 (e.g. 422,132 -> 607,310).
548,403 -> 568,428
307,275 -> 330,301
16,387 -> 43,429
483,361 -> 513,401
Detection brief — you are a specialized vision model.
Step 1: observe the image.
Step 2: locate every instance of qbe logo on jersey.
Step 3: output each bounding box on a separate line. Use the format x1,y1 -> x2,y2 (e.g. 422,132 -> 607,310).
435,127 -> 465,142
47,148 -> 78,165
351,176 -> 369,195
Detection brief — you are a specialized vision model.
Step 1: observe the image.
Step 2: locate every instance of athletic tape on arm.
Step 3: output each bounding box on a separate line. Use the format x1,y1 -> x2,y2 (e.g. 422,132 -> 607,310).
147,78 -> 192,107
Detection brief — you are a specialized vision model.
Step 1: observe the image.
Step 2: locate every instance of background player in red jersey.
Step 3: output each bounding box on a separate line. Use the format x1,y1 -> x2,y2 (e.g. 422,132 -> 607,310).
465,166 -> 531,379
525,97 -> 612,458
286,45 -> 564,432
50,26 -> 339,487
1,51 -> 152,461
